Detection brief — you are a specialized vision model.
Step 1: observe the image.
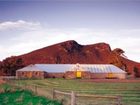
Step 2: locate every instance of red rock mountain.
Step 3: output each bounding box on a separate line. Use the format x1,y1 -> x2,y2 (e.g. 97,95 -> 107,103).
16,40 -> 140,76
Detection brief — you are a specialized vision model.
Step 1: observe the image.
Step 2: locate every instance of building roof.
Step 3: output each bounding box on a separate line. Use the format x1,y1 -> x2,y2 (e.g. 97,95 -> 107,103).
80,64 -> 126,73
17,64 -> 126,73
17,64 -> 44,72
35,64 -> 73,72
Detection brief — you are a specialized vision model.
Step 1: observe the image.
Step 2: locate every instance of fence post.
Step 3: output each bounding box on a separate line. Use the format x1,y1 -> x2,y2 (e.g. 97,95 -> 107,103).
35,85 -> 37,94
71,91 -> 76,105
24,83 -> 26,90
117,96 -> 121,105
17,81 -> 20,87
52,89 -> 56,99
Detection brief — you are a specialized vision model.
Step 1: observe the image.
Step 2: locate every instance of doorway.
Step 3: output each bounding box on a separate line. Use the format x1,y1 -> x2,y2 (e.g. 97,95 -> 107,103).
108,73 -> 114,78
76,71 -> 82,78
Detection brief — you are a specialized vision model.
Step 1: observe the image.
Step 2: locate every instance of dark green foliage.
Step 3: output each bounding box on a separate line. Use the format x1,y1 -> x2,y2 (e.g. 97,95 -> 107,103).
2,84 -> 12,93
55,55 -> 61,64
0,90 -> 62,105
134,67 -> 138,73
133,67 -> 139,77
0,56 -> 25,76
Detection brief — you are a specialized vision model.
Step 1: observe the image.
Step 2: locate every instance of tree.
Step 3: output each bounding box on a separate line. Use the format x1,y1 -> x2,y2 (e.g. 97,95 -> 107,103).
2,56 -> 25,76
55,55 -> 61,64
113,48 -> 127,58
0,62 -> 3,76
108,48 -> 127,71
113,48 -> 125,55
133,67 -> 139,77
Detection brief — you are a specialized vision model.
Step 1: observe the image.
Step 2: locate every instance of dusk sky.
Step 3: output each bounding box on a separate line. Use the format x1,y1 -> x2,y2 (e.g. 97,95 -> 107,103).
0,0 -> 140,62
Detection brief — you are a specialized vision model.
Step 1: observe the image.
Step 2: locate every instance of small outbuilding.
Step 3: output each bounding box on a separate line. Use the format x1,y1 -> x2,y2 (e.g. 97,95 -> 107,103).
16,64 -> 126,79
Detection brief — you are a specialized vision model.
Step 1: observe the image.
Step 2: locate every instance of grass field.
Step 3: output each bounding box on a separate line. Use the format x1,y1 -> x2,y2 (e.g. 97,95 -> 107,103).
12,79 -> 140,105
0,84 -> 62,105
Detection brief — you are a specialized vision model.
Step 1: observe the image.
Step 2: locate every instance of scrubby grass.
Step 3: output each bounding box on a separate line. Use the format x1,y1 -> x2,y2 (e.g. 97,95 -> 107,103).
0,84 -> 62,105
0,89 -> 61,105
14,79 -> 140,105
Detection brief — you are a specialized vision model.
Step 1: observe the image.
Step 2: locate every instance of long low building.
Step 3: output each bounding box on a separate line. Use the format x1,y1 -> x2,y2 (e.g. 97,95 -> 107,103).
16,64 -> 126,79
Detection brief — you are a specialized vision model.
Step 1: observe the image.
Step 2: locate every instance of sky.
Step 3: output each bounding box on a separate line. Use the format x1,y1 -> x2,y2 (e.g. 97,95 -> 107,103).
0,0 -> 140,62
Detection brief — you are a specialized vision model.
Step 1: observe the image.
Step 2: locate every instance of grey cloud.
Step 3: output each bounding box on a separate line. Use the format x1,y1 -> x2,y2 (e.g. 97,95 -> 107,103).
0,20 -> 41,31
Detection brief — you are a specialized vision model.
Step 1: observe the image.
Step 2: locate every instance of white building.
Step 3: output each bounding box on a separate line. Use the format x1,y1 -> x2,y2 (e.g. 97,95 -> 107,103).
16,64 -> 126,79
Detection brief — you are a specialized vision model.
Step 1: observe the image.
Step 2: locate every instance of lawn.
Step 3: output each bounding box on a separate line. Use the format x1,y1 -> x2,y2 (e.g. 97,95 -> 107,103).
8,79 -> 140,105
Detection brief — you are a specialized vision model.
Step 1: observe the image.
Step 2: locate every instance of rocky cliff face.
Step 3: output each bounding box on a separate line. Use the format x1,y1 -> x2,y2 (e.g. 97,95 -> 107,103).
1,40 -> 140,76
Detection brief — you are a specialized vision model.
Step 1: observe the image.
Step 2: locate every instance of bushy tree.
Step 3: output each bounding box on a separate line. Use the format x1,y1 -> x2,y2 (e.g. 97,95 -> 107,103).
133,67 -> 140,77
1,56 -> 25,76
0,61 -> 3,76
108,48 -> 126,71
113,48 -> 125,55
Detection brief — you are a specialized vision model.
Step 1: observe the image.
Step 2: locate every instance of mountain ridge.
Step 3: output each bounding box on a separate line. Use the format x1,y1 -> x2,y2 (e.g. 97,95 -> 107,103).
1,40 -> 140,77
20,40 -> 111,64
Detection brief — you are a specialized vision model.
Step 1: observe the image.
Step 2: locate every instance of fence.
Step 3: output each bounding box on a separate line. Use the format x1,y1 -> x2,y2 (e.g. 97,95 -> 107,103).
6,80 -> 122,105
7,81 -> 54,99
0,76 -> 16,80
53,89 -> 122,105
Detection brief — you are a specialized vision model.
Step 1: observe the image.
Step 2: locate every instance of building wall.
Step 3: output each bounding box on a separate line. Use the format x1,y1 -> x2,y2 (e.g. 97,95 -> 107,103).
81,71 -> 91,79
65,71 -> 91,79
45,72 -> 65,78
90,73 -> 126,79
113,73 -> 126,79
65,71 -> 75,79
16,71 -> 45,79
16,70 -> 126,79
